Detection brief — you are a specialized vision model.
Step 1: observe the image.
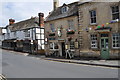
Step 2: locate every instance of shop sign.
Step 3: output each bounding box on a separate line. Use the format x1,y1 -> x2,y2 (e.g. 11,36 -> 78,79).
75,42 -> 79,49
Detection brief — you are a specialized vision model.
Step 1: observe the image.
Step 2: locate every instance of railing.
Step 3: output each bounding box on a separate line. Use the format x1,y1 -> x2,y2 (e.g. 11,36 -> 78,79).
50,50 -> 59,57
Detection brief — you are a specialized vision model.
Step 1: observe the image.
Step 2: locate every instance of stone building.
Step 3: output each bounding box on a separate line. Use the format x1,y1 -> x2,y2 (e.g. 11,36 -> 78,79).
2,13 -> 45,54
78,1 -> 120,59
45,0 -> 79,58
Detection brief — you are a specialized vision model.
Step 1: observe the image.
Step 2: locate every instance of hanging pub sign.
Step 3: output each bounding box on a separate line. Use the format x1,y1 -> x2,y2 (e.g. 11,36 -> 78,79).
58,28 -> 62,37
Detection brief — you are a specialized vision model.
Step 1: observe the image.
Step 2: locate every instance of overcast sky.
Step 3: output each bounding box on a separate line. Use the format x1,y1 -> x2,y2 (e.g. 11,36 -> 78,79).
0,0 -> 79,27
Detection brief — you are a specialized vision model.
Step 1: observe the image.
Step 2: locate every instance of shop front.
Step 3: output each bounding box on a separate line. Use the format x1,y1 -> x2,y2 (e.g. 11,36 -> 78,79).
95,27 -> 112,59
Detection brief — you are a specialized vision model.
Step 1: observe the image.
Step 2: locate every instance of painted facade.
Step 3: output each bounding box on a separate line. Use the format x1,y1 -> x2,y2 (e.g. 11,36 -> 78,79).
0,27 -> 3,47
2,13 -> 45,54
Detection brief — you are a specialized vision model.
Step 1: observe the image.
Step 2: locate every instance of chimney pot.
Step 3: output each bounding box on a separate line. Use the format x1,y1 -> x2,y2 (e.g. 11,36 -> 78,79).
53,0 -> 59,10
38,13 -> 44,27
9,19 -> 15,25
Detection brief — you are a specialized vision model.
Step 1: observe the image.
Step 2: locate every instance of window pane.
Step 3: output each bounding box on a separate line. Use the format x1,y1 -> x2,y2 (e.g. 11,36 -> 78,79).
70,41 -> 74,49
38,40 -> 41,49
41,35 -> 44,39
41,29 -> 44,33
50,24 -> 55,32
42,45 -> 45,49
113,14 -> 119,20
112,6 -> 119,20
90,10 -> 96,24
50,43 -> 53,49
36,34 -> 40,39
112,33 -> 120,48
54,43 -> 58,49
41,40 -> 44,44
36,28 -> 40,33
91,34 -> 97,48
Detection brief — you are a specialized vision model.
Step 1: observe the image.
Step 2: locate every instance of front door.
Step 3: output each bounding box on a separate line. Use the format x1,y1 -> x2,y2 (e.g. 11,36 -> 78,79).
61,42 -> 66,56
100,37 -> 109,59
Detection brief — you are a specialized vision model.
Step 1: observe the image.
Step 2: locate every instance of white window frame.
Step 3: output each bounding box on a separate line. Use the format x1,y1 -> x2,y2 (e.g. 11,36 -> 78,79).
36,28 -> 45,49
90,34 -> 98,49
90,10 -> 97,24
24,30 -> 30,37
49,42 -> 58,50
111,6 -> 119,21
112,33 -> 120,49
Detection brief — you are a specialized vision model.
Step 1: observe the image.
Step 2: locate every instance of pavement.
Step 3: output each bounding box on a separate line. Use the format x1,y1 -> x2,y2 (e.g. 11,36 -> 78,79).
44,58 -> 120,68
2,49 -> 120,68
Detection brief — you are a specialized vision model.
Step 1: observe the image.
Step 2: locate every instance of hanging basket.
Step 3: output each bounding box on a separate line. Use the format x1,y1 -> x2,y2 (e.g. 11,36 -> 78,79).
49,33 -> 55,36
67,30 -> 75,34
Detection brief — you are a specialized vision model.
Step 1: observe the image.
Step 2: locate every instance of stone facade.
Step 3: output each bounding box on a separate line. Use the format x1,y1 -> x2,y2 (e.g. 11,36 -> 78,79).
78,2 -> 120,59
45,2 -> 79,58
45,16 -> 79,57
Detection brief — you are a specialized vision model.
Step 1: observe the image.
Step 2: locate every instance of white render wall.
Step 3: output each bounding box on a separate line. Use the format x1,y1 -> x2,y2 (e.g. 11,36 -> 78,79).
3,27 -> 40,41
16,31 -> 25,40
0,35 -> 2,47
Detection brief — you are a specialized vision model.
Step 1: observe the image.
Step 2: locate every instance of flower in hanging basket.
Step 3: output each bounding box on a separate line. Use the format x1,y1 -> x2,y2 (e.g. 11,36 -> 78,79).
67,29 -> 75,34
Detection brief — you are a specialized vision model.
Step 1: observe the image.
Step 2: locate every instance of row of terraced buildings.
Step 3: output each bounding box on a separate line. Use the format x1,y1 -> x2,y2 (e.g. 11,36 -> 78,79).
1,0 -> 120,59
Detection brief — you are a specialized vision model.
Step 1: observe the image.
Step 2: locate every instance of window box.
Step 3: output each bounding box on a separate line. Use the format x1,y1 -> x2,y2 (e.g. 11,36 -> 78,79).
49,33 -> 55,36
67,30 -> 75,34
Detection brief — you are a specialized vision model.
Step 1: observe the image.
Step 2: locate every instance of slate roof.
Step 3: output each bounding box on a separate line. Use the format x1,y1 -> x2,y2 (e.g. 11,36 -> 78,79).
8,17 -> 39,32
45,2 -> 79,22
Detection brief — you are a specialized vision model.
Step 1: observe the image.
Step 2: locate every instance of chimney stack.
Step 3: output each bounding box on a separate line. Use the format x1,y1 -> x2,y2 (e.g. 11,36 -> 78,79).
53,0 -> 59,10
38,13 -> 44,27
9,19 -> 15,25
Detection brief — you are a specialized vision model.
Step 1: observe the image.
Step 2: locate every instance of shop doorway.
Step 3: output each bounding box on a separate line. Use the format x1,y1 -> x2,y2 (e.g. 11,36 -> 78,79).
61,42 -> 66,56
100,34 -> 109,59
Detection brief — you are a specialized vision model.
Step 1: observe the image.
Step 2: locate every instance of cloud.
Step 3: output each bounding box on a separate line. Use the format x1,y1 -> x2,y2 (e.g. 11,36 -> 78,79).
0,0 -> 79,27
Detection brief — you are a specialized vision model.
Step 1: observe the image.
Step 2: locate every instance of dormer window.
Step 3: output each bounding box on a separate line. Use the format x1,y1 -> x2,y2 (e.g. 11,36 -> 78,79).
61,6 -> 68,13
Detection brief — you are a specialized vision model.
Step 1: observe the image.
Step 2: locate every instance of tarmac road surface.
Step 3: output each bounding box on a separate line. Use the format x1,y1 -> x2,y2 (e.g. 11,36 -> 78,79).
1,49 -> 119,78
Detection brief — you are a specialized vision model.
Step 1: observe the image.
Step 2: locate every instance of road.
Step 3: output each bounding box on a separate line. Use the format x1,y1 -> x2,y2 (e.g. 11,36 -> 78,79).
1,49 -> 119,78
